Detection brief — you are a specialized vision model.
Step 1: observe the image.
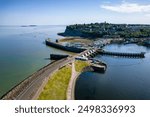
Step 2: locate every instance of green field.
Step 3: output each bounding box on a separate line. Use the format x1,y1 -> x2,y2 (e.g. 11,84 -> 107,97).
38,65 -> 71,100
75,60 -> 89,72
38,60 -> 89,100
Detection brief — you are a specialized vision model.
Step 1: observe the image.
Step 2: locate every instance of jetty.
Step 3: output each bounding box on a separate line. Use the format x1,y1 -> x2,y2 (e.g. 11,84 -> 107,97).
50,54 -> 69,60
97,49 -> 145,58
45,39 -> 86,53
91,64 -> 106,73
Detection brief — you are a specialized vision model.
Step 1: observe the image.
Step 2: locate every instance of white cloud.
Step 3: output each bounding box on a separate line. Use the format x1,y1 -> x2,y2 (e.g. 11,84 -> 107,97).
101,2 -> 150,13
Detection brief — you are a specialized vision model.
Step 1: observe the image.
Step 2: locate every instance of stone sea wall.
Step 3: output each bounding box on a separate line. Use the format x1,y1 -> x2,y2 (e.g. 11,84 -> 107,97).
1,61 -> 57,100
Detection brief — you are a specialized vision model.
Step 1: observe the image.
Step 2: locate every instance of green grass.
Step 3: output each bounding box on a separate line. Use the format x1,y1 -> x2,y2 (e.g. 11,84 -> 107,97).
38,65 -> 71,100
75,60 -> 89,72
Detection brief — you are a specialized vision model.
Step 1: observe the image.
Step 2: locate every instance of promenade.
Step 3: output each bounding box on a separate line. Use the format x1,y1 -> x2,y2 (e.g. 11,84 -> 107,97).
66,61 -> 79,100
2,57 -> 74,100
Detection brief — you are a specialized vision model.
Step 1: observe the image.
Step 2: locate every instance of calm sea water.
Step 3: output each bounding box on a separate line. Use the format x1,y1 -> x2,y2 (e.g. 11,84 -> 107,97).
0,25 -> 68,97
75,44 -> 150,100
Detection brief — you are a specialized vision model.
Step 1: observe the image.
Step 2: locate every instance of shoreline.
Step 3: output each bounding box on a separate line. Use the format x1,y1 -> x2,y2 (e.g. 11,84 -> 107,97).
1,57 -> 73,100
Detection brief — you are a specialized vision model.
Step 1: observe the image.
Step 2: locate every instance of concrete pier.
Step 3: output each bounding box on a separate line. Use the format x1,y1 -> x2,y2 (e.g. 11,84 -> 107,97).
97,49 -> 145,58
45,39 -> 86,53
50,54 -> 69,60
91,64 -> 106,73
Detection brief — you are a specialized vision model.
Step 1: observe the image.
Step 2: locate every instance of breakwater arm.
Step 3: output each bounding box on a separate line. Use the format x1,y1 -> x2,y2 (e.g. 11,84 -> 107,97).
97,49 -> 145,58
50,54 -> 69,60
45,40 -> 86,53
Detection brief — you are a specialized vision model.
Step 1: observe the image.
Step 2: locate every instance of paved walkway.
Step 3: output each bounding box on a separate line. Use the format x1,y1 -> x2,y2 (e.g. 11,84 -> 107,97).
67,61 -> 80,100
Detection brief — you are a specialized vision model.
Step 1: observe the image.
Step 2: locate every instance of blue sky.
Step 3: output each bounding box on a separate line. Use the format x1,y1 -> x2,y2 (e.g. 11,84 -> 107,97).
0,0 -> 150,25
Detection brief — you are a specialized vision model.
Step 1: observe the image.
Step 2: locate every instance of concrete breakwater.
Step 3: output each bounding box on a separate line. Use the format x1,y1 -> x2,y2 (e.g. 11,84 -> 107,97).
97,50 -> 145,58
50,54 -> 69,60
45,40 -> 86,53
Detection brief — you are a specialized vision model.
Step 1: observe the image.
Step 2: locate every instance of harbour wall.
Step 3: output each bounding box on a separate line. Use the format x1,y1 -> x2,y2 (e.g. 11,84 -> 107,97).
50,54 -> 69,60
97,50 -> 145,58
45,40 -> 86,53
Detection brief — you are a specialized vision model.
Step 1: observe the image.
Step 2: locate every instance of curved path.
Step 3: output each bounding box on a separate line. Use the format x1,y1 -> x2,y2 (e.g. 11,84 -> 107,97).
66,61 -> 79,100
17,58 -> 74,100
2,48 -> 93,100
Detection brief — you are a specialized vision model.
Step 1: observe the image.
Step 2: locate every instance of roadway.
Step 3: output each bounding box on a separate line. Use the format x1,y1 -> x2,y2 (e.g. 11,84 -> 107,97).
16,57 -> 75,100
5,49 -> 92,100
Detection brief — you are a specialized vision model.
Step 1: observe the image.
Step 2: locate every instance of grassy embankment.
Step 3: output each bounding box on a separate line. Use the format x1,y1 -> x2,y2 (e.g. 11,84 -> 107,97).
38,65 -> 71,100
38,60 -> 89,100
75,60 -> 90,72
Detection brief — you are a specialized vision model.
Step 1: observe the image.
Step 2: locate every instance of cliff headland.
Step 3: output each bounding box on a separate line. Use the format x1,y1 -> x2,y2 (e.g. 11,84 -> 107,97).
58,22 -> 150,39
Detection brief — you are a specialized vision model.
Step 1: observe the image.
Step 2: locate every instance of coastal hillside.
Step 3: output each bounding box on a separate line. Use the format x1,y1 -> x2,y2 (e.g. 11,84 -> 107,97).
58,22 -> 150,38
